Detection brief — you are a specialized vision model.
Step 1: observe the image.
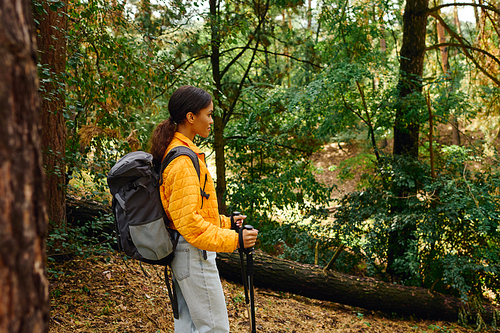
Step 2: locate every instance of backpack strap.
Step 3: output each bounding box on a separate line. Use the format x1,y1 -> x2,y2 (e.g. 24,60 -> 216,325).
158,146 -> 210,203
159,146 -> 201,184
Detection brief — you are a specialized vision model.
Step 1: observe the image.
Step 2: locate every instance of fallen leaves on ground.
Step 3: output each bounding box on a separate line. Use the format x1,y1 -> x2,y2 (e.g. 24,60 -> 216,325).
48,253 -> 489,332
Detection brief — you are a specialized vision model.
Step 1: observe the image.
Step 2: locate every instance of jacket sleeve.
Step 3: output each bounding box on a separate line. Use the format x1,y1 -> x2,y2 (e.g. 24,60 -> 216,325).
220,215 -> 232,229
165,156 -> 238,252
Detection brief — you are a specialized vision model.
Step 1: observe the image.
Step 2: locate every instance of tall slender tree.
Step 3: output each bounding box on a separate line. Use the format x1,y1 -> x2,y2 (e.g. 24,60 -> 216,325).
209,0 -> 270,213
34,0 -> 67,233
0,0 -> 49,331
436,9 -> 461,145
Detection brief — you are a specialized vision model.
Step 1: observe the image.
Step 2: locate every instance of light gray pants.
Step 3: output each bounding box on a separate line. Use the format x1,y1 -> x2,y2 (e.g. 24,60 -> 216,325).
171,236 -> 230,333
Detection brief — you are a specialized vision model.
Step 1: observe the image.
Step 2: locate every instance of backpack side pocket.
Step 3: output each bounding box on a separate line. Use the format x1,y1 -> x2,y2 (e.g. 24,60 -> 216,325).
129,217 -> 173,261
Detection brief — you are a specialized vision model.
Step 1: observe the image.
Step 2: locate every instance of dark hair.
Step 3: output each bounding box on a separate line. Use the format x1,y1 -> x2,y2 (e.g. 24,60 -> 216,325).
150,85 -> 212,166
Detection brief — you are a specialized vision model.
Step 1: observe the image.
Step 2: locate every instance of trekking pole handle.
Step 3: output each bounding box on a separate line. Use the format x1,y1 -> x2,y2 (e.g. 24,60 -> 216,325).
230,211 -> 241,231
241,225 -> 255,254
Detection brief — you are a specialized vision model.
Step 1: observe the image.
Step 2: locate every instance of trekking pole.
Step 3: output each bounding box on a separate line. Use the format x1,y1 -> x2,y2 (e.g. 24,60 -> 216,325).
242,224 -> 256,333
231,212 -> 250,303
232,212 -> 256,332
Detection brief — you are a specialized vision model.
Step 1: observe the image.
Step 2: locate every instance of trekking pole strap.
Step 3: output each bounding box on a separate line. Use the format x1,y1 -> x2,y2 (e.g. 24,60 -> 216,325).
164,266 -> 179,319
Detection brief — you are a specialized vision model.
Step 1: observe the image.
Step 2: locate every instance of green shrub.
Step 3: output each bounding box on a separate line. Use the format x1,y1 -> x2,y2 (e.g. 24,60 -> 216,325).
332,147 -> 500,305
46,212 -> 115,262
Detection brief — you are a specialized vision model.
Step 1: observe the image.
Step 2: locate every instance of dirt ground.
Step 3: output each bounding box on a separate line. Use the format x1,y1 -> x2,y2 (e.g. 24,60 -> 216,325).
310,141 -> 364,198
48,254 -> 490,333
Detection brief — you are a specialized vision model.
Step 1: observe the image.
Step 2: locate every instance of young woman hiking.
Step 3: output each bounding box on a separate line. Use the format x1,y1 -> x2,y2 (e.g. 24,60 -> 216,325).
150,85 -> 258,333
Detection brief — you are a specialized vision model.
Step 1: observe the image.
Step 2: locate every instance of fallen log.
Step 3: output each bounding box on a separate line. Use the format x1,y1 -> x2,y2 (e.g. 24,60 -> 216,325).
65,197 -> 498,323
66,195 -> 111,226
217,251 -> 498,323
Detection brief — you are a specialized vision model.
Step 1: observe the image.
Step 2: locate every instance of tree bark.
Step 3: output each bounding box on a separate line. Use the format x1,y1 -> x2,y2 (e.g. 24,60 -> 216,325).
451,3 -> 461,145
392,0 -> 428,158
436,10 -> 461,146
0,0 -> 50,331
35,0 -> 67,234
208,0 -> 269,215
213,115 -> 228,214
388,0 -> 429,278
437,17 -> 450,74
216,251 -> 499,323
210,0 -> 228,215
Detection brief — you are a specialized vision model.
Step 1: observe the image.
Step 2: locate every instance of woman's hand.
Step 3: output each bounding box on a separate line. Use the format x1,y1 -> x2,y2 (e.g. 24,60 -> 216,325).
239,228 -> 259,249
234,215 -> 246,228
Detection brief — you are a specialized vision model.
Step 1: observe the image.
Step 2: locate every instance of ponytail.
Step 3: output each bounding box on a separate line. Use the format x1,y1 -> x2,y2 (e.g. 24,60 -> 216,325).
150,85 -> 212,167
150,118 -> 177,167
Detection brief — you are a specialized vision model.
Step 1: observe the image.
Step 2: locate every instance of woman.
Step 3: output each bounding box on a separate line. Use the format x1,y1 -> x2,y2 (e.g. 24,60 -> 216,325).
150,85 -> 258,333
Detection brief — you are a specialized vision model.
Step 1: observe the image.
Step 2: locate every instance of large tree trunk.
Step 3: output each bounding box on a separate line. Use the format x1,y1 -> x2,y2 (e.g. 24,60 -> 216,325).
213,115 -> 228,214
392,0 -> 428,158
217,251 -> 498,323
35,0 -> 68,234
0,0 -> 50,331
388,0 -> 429,278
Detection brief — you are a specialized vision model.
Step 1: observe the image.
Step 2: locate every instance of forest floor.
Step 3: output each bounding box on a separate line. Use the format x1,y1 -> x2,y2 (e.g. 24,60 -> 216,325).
48,254 -> 488,333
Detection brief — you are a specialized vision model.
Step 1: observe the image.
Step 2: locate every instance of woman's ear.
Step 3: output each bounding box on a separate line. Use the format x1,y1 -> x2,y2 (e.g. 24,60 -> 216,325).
186,112 -> 195,124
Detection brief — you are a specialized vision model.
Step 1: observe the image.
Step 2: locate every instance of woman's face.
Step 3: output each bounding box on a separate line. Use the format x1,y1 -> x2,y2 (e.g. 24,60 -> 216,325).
192,101 -> 214,138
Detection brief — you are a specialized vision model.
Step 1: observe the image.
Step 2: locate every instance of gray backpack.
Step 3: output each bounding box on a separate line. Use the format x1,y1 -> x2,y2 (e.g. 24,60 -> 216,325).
107,146 -> 205,319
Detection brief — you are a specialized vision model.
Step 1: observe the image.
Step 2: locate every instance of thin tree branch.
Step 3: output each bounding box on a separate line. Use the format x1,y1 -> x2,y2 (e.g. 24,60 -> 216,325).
429,13 -> 500,87
174,54 -> 212,72
89,41 -> 103,78
340,91 -> 365,122
484,10 -> 500,38
426,43 -> 500,68
224,44 -> 260,124
152,54 -> 211,100
223,0 -> 270,125
428,2 -> 500,16
355,81 -> 380,161
220,1 -> 270,79
220,47 -> 322,68
152,77 -> 181,101
220,40 -> 254,80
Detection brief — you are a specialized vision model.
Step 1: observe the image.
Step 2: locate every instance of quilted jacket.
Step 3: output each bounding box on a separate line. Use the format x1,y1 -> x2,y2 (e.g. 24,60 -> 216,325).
160,132 -> 239,252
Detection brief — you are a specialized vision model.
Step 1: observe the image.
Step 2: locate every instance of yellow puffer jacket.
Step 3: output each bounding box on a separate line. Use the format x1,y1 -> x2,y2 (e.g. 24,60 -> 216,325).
160,132 -> 238,252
